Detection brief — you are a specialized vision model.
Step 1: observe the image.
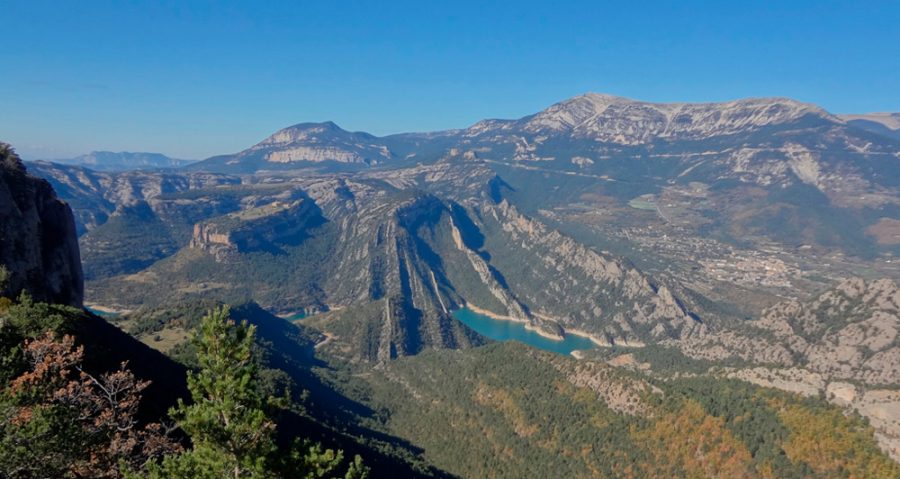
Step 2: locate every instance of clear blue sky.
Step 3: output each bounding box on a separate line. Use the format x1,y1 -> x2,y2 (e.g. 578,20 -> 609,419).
1,1 -> 898,159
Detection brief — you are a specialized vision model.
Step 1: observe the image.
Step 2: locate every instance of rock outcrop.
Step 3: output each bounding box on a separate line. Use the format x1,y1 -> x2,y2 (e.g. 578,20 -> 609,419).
0,144 -> 83,306
675,277 -> 900,387
756,277 -> 900,385
190,199 -> 324,262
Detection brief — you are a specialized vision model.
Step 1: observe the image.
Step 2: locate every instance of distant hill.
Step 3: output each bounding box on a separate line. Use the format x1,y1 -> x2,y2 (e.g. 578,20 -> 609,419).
186,121 -> 413,173
47,151 -> 196,171
841,112 -> 900,141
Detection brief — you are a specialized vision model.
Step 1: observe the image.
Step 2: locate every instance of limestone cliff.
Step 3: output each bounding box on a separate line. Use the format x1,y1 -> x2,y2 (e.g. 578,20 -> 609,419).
0,144 -> 83,306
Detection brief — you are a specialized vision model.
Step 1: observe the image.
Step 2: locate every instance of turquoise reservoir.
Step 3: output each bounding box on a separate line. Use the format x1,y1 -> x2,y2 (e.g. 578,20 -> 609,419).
86,306 -> 120,318
453,308 -> 596,355
283,311 -> 308,321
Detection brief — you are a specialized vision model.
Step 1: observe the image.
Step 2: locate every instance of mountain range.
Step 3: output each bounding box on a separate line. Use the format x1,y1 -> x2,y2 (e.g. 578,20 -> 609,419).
17,93 -> 900,464
45,151 -> 197,171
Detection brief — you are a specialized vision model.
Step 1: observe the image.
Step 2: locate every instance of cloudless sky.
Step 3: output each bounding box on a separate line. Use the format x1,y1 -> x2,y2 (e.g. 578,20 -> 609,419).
1,1 -> 898,159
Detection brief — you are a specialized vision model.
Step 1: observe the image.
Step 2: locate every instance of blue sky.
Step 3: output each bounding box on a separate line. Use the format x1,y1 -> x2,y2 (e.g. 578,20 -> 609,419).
1,1 -> 898,159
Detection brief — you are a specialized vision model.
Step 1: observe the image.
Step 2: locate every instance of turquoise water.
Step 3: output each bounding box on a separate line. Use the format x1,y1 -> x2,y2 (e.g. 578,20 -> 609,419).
86,307 -> 120,318
453,308 -> 597,355
283,311 -> 308,321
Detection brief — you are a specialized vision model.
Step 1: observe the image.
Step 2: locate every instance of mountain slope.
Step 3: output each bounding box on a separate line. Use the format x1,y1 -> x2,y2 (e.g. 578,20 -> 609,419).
313,341 -> 900,478
677,277 -> 900,386
189,121 -> 403,173
841,113 -> 900,141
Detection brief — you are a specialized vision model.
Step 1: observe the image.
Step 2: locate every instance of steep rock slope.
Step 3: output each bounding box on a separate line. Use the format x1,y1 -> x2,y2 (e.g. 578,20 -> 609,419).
360,162 -> 701,343
675,277 -> 900,386
87,163 -> 698,359
0,144 -> 83,306
756,277 -> 900,385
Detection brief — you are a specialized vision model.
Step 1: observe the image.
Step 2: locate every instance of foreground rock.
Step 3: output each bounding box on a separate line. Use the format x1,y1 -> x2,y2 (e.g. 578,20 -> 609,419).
0,144 -> 83,306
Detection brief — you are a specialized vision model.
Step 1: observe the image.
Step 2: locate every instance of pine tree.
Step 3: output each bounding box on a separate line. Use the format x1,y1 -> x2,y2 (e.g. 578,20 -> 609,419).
145,306 -> 367,479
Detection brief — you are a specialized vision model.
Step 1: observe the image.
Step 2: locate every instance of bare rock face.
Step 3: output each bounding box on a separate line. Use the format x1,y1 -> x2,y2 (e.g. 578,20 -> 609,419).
190,223 -> 237,262
677,277 -> 900,387
190,199 -> 323,262
0,144 -> 83,306
756,277 -> 900,385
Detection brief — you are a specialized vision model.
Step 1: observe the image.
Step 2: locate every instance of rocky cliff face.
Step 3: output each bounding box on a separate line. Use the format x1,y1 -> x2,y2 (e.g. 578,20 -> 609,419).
190,199 -> 324,262
0,144 -> 83,306
476,199 -> 700,343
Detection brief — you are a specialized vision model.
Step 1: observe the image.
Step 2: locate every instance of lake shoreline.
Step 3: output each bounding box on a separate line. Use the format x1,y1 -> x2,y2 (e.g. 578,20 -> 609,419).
84,303 -> 130,315
464,303 -> 617,346
456,305 -> 607,356
464,303 -> 565,341
458,304 -> 645,354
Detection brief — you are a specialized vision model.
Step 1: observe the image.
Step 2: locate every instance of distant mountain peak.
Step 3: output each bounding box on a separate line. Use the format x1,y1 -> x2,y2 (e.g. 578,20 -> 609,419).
569,92 -> 825,110
284,120 -> 344,132
512,92 -> 836,143
258,121 -> 358,147
186,120 -> 394,171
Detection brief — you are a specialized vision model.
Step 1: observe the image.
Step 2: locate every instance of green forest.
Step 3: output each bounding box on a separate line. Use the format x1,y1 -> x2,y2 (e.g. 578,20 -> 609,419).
0,294 -> 367,479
